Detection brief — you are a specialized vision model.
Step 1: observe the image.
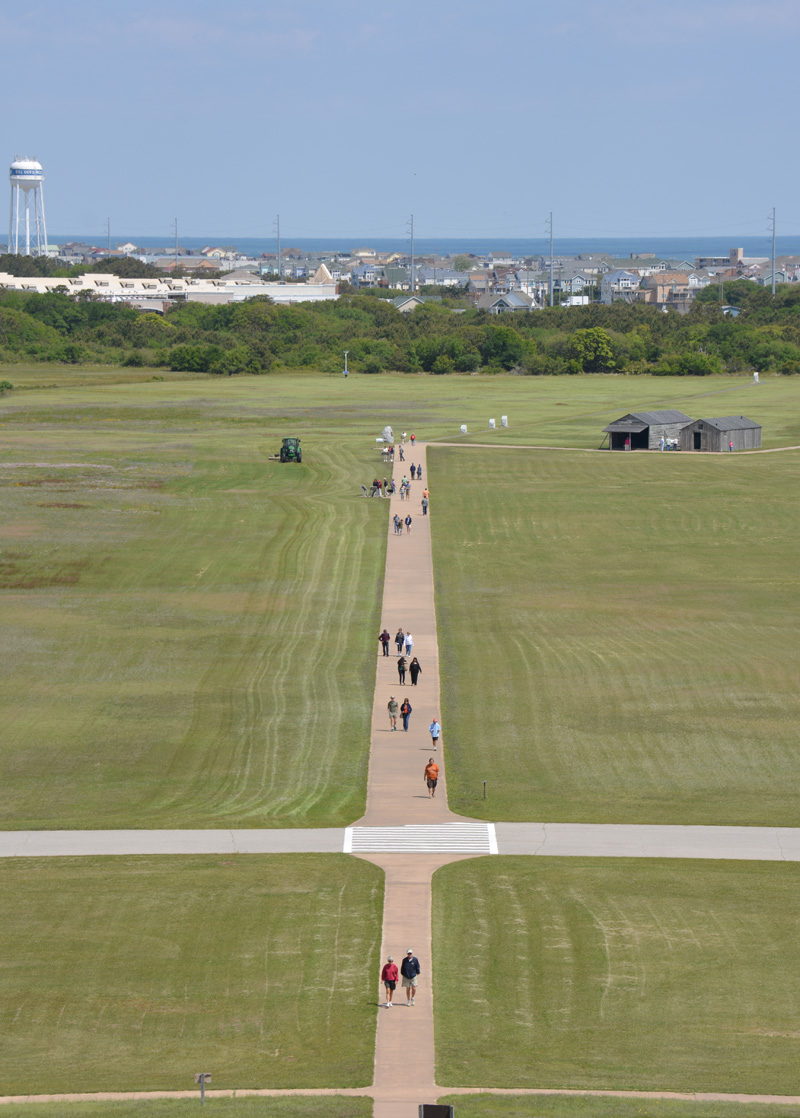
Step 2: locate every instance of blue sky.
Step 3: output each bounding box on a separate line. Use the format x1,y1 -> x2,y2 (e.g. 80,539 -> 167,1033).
3,0 -> 798,239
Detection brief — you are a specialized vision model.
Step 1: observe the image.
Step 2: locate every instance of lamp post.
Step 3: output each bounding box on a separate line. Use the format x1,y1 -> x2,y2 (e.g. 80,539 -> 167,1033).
343,351 -> 349,377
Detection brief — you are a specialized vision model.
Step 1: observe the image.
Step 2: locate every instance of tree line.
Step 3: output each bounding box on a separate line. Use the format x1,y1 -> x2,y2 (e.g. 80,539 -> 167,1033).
0,277 -> 798,376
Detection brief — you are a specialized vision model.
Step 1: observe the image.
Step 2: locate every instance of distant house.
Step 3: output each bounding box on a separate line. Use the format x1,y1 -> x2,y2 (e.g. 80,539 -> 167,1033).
603,410 -> 692,450
389,294 -> 443,313
600,269 -> 640,304
476,291 -> 534,314
639,272 -> 692,308
417,268 -> 468,288
351,263 -> 382,287
467,271 -> 492,295
679,416 -> 762,452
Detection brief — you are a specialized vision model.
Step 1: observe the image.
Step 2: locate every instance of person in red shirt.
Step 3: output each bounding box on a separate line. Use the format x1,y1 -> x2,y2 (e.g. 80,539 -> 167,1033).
381,955 -> 399,1006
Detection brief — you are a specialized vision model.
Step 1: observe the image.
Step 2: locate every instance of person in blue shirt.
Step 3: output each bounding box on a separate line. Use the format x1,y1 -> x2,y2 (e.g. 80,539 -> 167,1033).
400,949 -> 421,1005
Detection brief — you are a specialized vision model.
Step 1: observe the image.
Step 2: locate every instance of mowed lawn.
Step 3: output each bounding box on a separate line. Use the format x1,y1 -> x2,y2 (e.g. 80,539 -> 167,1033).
439,1097 -> 800,1118
0,1104 -> 371,1118
0,383 -> 390,828
434,858 -> 800,1094
430,446 -> 800,825
0,855 -> 382,1093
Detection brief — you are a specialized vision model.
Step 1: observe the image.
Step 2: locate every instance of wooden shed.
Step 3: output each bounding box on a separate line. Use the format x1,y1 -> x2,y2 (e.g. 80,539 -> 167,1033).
679,416 -> 762,452
603,409 -> 692,450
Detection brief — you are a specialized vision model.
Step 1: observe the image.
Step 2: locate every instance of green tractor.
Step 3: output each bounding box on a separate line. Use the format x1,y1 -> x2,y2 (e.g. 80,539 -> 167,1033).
279,437 -> 302,463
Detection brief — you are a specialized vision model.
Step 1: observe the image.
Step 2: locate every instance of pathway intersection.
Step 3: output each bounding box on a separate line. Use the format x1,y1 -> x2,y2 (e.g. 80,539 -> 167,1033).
3,442 -> 800,1114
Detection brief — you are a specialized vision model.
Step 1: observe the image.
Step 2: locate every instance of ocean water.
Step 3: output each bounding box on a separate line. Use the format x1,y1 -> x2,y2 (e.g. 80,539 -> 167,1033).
49,234 -> 800,259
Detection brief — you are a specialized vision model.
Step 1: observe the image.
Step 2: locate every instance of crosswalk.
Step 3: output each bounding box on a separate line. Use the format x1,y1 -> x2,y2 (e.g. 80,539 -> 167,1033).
344,822 -> 497,854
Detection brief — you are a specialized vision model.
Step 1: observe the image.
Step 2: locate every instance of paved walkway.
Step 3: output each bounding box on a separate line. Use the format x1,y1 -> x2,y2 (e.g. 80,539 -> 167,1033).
5,821 -> 800,860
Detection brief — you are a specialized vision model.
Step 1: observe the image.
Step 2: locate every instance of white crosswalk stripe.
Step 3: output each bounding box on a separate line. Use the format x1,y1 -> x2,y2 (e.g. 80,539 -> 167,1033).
344,822 -> 497,854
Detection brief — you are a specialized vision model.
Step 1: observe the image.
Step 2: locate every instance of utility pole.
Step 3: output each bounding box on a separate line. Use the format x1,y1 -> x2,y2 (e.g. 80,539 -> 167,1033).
172,217 -> 179,270
106,217 -> 111,254
546,211 -> 554,307
769,206 -> 777,295
274,214 -> 281,280
408,213 -> 416,293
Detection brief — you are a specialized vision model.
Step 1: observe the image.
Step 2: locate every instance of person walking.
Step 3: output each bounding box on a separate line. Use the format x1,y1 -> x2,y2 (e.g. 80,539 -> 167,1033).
401,949 -> 421,1005
398,445 -> 405,462
395,629 -> 405,655
393,513 -> 402,535
401,697 -> 412,732
397,656 -> 407,684
410,464 -> 416,481
388,696 -> 399,731
421,496 -> 429,516
409,657 -> 421,685
410,433 -> 416,447
429,718 -> 441,750
404,514 -> 412,534
379,628 -> 391,656
381,956 -> 399,1006
405,632 -> 413,656
416,464 -> 423,482
424,758 -> 439,798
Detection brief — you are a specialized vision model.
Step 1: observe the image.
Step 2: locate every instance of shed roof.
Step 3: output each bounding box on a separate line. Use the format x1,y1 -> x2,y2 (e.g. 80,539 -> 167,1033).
604,409 -> 691,433
688,415 -> 761,431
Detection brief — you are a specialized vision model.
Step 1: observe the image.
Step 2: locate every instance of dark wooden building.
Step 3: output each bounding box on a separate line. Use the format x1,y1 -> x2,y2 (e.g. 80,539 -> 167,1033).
679,416 -> 762,452
603,409 -> 692,450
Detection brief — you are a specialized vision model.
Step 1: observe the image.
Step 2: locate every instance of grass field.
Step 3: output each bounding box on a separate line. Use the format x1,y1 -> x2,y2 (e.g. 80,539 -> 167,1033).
0,377 -> 392,828
0,1103 -> 372,1117
433,858 -> 800,1094
430,446 -> 800,824
0,855 -> 382,1093
3,369 -> 797,828
2,367 -> 798,448
438,1097 -> 800,1118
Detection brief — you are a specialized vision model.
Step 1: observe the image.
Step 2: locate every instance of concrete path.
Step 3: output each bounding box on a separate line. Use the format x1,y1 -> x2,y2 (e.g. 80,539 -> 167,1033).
0,828 -> 345,857
358,444 -> 464,1116
359,444 -> 459,828
6,821 -> 800,860
495,821 -> 800,860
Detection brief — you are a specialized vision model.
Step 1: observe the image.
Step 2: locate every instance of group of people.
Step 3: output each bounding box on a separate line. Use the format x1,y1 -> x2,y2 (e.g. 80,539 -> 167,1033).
365,477 -> 396,498
396,653 -> 422,684
392,513 -> 413,534
380,949 -> 421,1006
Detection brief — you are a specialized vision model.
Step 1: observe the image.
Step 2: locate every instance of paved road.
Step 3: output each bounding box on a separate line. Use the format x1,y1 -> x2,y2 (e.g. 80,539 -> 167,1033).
5,821 -> 800,860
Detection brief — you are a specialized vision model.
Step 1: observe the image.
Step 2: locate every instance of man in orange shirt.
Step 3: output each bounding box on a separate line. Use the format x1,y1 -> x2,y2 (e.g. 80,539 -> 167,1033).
424,759 -> 439,798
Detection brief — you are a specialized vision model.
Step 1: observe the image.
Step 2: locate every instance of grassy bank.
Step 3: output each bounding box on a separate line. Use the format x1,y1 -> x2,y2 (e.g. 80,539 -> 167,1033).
0,855 -> 382,1093
0,1102 -> 372,1118
434,858 -> 800,1094
430,446 -> 800,825
438,1097 -> 800,1118
0,378 -> 388,827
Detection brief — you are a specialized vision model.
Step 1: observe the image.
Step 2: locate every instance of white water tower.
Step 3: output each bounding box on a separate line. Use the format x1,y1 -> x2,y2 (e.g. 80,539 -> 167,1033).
9,157 -> 48,256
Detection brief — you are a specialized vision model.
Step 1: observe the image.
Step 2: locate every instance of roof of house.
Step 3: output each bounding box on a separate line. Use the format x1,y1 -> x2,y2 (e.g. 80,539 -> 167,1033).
603,269 -> 640,283
688,416 -> 761,431
476,291 -> 533,311
604,409 -> 692,433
